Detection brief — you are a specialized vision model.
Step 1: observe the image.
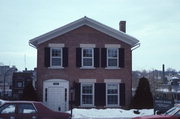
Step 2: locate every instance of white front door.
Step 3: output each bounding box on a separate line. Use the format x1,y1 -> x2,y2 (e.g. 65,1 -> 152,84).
43,79 -> 69,112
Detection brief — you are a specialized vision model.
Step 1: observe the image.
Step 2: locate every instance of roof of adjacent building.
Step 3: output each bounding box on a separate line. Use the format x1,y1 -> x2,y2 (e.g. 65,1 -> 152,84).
29,16 -> 139,48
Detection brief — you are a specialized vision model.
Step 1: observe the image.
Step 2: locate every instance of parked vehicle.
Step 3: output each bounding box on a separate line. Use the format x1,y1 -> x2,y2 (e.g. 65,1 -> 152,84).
0,101 -> 71,119
133,104 -> 180,119
0,99 -> 6,106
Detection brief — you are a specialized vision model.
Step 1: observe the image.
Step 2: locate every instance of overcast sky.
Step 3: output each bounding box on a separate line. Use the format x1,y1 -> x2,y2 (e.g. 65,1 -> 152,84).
0,0 -> 180,71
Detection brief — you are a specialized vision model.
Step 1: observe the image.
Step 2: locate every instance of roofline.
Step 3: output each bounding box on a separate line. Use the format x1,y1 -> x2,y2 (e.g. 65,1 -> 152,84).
29,16 -> 139,48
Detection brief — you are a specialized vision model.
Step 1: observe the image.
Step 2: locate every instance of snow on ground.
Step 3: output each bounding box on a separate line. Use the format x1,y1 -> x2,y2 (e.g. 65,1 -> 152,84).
69,108 -> 154,119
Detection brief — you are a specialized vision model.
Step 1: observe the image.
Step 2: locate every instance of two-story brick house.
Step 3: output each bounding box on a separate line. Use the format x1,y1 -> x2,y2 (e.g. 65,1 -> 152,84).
29,17 -> 139,112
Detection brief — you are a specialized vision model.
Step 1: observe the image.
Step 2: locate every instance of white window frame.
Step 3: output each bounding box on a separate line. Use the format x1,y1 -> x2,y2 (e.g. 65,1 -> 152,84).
106,83 -> 119,107
80,83 -> 95,107
81,48 -> 94,68
106,48 -> 119,68
50,47 -> 63,68
48,43 -> 64,69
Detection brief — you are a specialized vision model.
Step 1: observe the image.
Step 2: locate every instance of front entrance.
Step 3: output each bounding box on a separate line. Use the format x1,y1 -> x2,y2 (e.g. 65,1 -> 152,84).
43,79 -> 69,112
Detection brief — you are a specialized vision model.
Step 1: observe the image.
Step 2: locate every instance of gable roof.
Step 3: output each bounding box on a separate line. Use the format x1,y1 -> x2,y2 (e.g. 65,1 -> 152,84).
29,16 -> 139,48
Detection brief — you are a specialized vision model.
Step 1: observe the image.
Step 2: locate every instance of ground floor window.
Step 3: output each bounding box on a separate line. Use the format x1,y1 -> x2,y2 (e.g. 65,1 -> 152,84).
81,83 -> 94,106
106,83 -> 119,106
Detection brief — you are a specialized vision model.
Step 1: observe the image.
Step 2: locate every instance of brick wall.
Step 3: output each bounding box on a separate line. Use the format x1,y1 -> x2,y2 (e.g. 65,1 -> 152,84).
36,25 -> 132,105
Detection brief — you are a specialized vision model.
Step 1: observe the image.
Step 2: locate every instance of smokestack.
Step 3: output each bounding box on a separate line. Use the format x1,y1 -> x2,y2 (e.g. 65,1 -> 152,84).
119,21 -> 126,33
162,64 -> 165,83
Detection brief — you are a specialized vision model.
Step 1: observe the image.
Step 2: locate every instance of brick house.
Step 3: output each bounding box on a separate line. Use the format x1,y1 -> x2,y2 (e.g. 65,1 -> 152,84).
12,71 -> 33,100
29,17 -> 139,112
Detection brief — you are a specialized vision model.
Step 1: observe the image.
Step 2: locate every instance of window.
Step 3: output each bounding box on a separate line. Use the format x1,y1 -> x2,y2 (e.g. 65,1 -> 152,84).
107,48 -> 119,67
16,81 -> 24,88
81,83 -> 94,106
106,83 -> 119,106
18,104 -> 37,114
51,48 -> 62,67
0,104 -> 16,114
44,44 -> 68,68
82,48 -> 94,67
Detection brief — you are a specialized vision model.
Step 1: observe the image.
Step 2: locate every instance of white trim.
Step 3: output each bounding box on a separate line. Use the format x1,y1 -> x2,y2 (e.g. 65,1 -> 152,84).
50,47 -> 63,68
80,83 -> 95,107
105,44 -> 121,48
80,44 -> 96,48
48,43 -> 65,47
104,79 -> 122,83
106,48 -> 119,68
106,83 -> 120,107
80,67 -> 95,69
48,66 -> 64,69
29,17 -> 139,48
79,79 -> 96,83
105,67 -> 120,69
81,48 -> 94,68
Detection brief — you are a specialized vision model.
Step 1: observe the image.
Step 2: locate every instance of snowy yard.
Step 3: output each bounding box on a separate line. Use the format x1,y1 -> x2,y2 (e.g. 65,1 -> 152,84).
69,108 -> 154,119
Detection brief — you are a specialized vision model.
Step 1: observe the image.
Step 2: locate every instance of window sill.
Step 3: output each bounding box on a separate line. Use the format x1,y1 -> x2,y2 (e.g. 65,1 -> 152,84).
48,66 -> 64,69
80,105 -> 95,108
80,67 -> 96,69
105,105 -> 120,108
105,67 -> 120,69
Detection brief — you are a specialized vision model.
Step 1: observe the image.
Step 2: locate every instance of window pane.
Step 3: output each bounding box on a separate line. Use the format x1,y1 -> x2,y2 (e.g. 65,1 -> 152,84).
0,104 -> 16,114
52,49 -> 61,57
108,95 -> 118,105
82,95 -> 93,104
17,82 -> 23,88
108,48 -> 117,57
83,49 -> 92,57
82,85 -> 93,94
52,58 -> 61,66
107,84 -> 118,94
83,58 -> 92,66
19,104 -> 36,114
108,59 -> 117,66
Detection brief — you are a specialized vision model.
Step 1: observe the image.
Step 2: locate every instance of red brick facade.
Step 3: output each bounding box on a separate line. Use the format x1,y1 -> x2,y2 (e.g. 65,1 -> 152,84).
36,25 -> 132,106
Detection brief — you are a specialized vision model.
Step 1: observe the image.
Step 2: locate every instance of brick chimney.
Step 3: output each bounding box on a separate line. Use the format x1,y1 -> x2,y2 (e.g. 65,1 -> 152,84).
119,21 -> 126,33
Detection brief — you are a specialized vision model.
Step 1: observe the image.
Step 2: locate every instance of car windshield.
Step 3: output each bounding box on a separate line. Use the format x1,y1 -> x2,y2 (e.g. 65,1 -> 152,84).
164,106 -> 180,116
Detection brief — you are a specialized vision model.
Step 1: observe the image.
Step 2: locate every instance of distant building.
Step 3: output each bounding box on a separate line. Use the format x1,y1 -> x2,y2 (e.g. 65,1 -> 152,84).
12,70 -> 35,100
155,77 -> 180,104
0,65 -> 17,98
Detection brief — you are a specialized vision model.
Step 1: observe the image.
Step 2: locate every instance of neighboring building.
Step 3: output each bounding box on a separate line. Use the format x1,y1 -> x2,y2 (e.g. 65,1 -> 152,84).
155,77 -> 180,104
29,17 -> 139,112
12,70 -> 34,100
0,65 -> 17,98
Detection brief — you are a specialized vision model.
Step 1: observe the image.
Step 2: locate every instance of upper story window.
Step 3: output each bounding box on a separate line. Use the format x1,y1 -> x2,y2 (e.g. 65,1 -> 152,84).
82,48 -> 94,67
51,48 -> 62,67
107,48 -> 119,67
101,44 -> 125,69
44,43 -> 68,68
76,44 -> 99,69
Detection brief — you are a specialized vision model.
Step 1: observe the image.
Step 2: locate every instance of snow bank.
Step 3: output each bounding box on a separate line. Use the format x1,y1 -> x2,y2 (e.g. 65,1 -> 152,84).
68,108 -> 154,119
